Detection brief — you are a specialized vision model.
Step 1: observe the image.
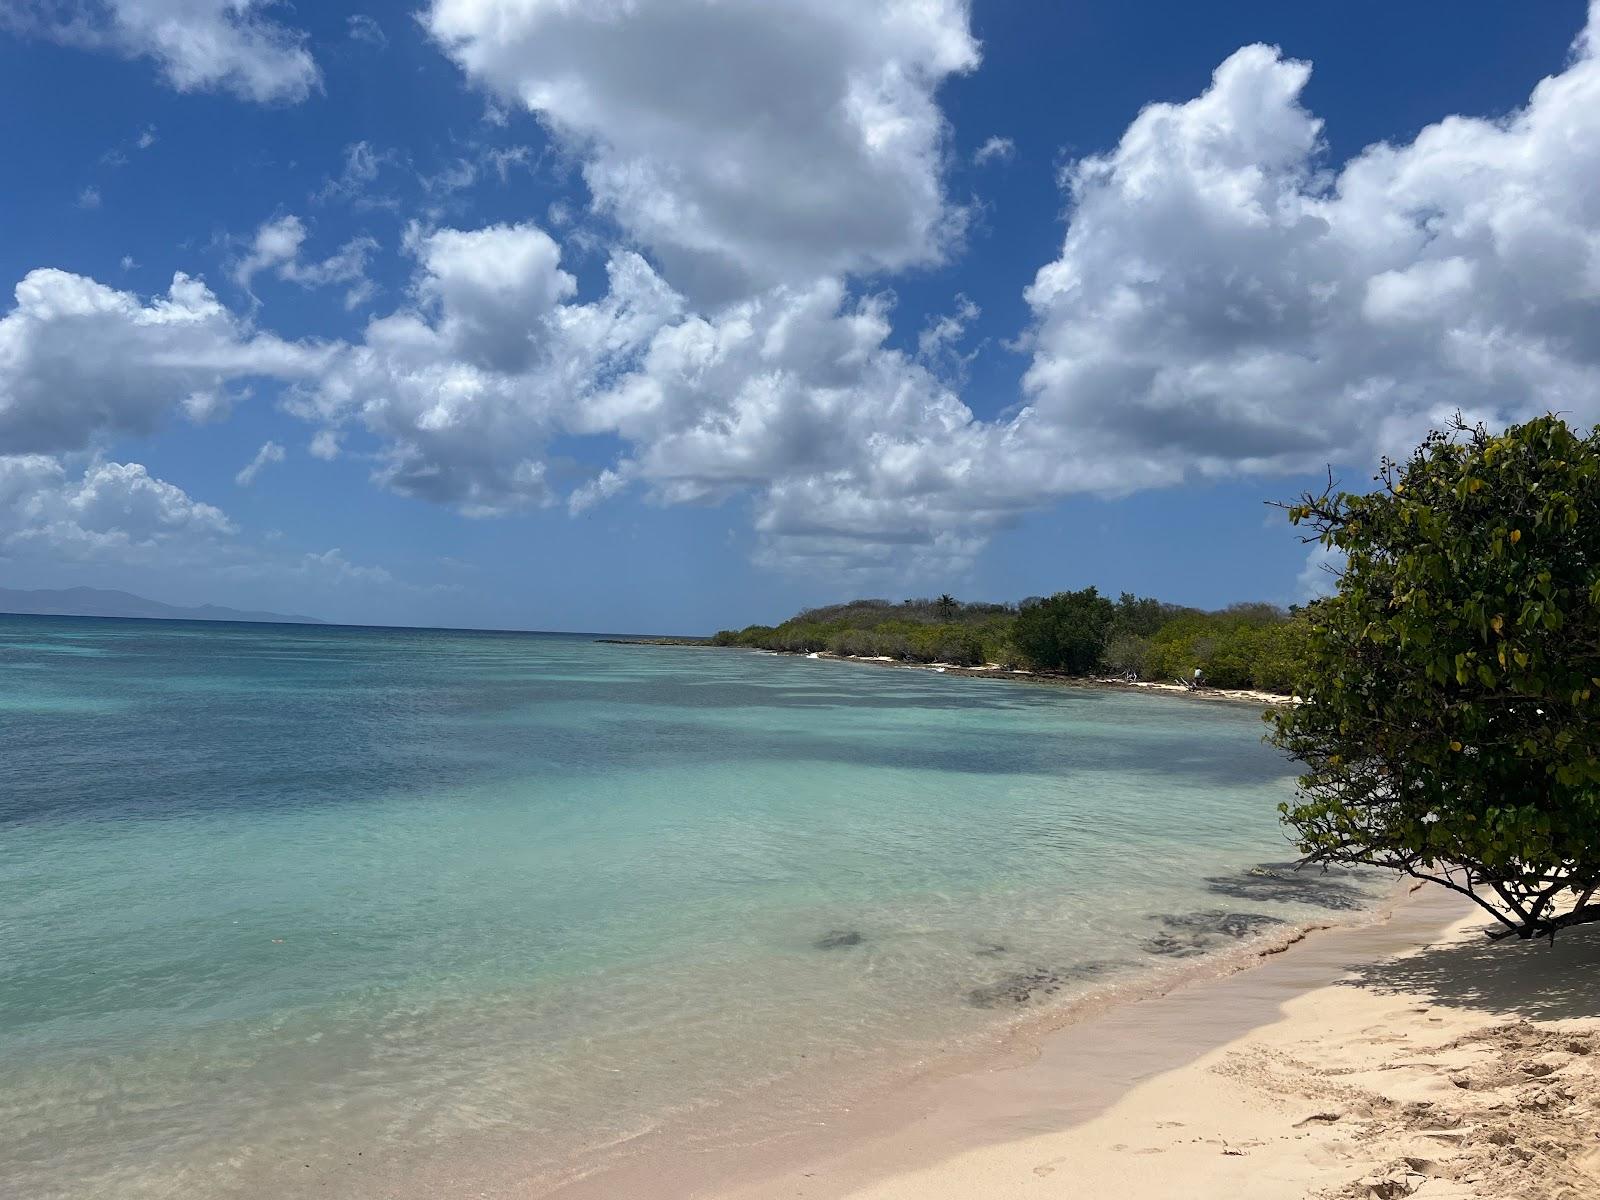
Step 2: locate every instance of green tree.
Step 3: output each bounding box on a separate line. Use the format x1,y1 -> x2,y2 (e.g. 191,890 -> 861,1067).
1268,415 -> 1600,939
1111,592 -> 1169,638
1103,632 -> 1149,678
1248,614 -> 1311,693
935,593 -> 958,621
1012,587 -> 1116,673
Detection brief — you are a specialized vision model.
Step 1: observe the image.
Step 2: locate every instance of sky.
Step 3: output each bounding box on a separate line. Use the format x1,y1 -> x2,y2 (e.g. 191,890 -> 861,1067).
1,1 -> 1597,633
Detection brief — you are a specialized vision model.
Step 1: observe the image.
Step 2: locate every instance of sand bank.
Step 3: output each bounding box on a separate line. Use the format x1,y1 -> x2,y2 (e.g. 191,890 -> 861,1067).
549,888 -> 1599,1200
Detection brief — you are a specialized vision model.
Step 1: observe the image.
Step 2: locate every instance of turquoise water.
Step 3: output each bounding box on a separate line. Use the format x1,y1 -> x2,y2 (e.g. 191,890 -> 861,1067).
0,616 -> 1367,1197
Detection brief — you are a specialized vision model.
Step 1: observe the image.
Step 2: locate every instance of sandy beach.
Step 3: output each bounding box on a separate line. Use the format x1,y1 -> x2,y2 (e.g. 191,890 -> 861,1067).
546,887 -> 1600,1200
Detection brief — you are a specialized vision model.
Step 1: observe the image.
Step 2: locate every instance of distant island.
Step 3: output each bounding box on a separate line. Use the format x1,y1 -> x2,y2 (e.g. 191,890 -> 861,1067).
0,587 -> 325,626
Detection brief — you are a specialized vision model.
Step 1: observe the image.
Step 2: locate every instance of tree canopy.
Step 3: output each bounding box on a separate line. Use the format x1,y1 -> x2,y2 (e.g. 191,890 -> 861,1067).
711,590 -> 1298,686
1269,415 -> 1600,939
1012,588 -> 1116,673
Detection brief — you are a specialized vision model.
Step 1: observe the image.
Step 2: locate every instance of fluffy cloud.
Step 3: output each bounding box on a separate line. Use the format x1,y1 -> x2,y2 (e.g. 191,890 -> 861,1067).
294,222 -> 996,563
408,223 -> 578,372
582,1 -> 1600,567
424,0 -> 978,299
5,0 -> 319,103
300,233 -> 1027,567
0,454 -> 235,561
295,223 -> 680,514
580,280 -> 1001,559
301,0 -> 1600,571
0,453 -> 426,597
0,269 -> 329,454
1021,6 -> 1600,486
16,5 -> 1600,581
233,215 -> 307,289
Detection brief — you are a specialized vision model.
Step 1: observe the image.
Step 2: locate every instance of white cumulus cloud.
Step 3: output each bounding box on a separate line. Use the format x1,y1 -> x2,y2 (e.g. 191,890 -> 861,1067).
289,0 -> 1600,573
1021,7 -> 1600,487
4,0 -> 320,103
0,454 -> 235,562
0,269 -> 330,454
423,0 -> 979,300
292,222 -> 992,566
291,223 -> 682,514
13,4 -> 1600,583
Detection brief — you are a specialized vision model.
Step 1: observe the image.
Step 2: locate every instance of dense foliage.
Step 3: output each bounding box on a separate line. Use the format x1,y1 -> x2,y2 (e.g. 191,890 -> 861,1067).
1144,604 -> 1312,692
710,596 -> 1015,666
1012,589 -> 1116,674
1269,416 -> 1600,939
713,590 -> 1302,687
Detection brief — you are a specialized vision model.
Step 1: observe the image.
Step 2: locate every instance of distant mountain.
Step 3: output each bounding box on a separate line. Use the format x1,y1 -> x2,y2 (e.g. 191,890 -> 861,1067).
0,587 -> 325,626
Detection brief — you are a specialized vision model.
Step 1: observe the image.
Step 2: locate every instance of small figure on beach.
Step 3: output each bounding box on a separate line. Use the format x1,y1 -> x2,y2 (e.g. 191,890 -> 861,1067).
1192,666 -> 1204,688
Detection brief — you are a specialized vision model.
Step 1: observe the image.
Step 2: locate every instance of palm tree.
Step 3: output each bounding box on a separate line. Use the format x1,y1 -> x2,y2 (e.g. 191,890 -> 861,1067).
936,593 -> 958,621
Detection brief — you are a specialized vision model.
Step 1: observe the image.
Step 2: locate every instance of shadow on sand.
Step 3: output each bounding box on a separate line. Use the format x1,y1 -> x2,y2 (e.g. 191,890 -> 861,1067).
1342,921 -> 1600,1021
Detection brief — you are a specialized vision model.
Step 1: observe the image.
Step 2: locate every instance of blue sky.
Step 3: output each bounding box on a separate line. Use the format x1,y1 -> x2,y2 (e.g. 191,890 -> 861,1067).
1,1 -> 1595,632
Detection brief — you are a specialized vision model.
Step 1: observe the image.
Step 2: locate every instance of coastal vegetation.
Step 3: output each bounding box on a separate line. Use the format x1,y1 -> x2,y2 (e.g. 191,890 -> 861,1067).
711,589 -> 1308,690
1270,415 -> 1600,940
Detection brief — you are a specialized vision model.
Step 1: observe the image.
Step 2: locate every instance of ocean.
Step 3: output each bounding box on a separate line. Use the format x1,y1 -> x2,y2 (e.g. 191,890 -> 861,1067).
0,615 -> 1381,1197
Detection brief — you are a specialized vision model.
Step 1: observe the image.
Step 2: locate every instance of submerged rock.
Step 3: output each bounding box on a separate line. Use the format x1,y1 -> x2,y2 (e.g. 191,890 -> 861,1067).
966,960 -> 1120,1008
967,967 -> 1062,1008
1141,910 -> 1287,956
973,943 -> 1008,957
1203,862 -> 1374,911
814,929 -> 864,949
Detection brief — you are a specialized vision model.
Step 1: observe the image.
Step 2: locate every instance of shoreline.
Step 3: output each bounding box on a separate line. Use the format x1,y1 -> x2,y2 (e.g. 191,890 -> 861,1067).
323,881 -> 1422,1200
532,883 -> 1450,1199
533,901 -> 1405,1198
606,640 -> 1295,707
810,647 -> 1294,706
541,885 -> 1599,1200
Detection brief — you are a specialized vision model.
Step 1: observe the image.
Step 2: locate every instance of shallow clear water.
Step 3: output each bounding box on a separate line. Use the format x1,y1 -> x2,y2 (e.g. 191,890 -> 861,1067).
0,616 -> 1371,1197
